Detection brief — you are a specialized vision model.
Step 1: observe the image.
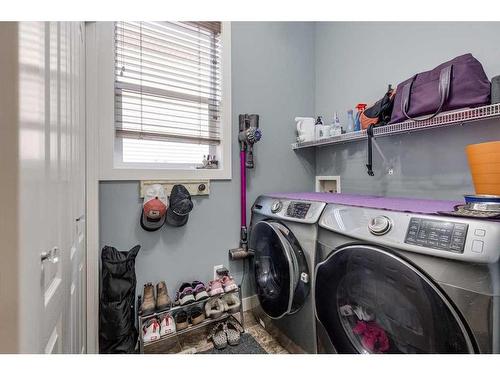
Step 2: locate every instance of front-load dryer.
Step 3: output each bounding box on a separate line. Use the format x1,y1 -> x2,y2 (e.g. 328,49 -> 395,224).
314,196 -> 500,354
249,194 -> 326,353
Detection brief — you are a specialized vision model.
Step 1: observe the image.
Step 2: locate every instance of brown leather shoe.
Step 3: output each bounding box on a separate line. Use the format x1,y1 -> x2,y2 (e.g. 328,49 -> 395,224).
141,283 -> 156,315
156,281 -> 172,311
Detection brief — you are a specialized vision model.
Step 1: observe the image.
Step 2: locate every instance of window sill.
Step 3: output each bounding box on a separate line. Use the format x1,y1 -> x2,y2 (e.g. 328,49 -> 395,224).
98,167 -> 232,181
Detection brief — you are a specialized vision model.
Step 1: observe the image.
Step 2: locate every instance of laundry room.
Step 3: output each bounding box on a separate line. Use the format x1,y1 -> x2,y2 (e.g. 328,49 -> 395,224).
2,1 -> 500,373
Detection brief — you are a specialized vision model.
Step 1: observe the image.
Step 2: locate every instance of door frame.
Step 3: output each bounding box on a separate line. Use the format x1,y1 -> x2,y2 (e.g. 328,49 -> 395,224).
252,221 -> 296,319
85,21 -> 100,354
0,22 -> 21,353
251,220 -> 311,320
314,243 -> 476,354
84,21 -> 233,353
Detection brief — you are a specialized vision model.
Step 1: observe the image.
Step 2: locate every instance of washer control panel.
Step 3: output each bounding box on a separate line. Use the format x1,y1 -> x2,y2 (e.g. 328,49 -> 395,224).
252,196 -> 326,224
405,217 -> 468,253
319,204 -> 500,264
286,201 -> 312,219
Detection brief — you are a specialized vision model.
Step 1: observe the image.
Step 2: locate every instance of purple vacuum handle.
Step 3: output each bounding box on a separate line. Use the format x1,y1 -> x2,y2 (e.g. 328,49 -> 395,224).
240,150 -> 247,227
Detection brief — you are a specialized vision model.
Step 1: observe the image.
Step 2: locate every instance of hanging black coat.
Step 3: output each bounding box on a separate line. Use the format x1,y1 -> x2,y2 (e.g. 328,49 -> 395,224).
99,245 -> 140,354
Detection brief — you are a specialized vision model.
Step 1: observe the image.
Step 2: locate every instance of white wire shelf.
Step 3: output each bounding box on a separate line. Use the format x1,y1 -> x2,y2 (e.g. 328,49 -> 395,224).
143,312 -> 238,348
137,286 -> 244,353
292,103 -> 500,150
138,288 -> 240,321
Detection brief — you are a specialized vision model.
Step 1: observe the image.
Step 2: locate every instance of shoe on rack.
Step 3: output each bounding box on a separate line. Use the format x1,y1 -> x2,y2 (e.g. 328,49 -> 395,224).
205,298 -> 225,319
141,283 -> 156,315
224,317 -> 244,346
175,310 -> 189,331
208,322 -> 227,350
192,281 -> 209,301
159,313 -> 176,337
156,281 -> 172,311
207,279 -> 224,296
221,293 -> 241,314
190,306 -> 206,325
142,318 -> 160,343
176,283 -> 195,305
221,275 -> 238,293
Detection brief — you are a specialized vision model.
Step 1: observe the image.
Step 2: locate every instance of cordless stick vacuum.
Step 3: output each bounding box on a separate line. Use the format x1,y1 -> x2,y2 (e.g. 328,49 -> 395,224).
229,114 -> 262,260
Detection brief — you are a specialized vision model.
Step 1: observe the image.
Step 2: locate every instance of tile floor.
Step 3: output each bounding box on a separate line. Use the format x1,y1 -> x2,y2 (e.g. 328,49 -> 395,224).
145,311 -> 288,354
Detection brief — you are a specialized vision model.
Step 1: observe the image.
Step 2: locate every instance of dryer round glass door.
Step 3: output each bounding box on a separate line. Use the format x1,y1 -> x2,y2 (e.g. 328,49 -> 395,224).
315,245 -> 476,354
250,221 -> 310,319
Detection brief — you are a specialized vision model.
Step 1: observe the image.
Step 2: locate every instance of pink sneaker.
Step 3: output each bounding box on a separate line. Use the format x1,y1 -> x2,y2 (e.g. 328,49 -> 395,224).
221,276 -> 238,293
142,318 -> 160,343
207,279 -> 224,296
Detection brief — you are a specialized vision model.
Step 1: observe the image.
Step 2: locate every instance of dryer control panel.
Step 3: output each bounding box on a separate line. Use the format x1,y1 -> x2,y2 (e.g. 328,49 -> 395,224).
286,202 -> 312,219
252,196 -> 326,224
405,217 -> 468,253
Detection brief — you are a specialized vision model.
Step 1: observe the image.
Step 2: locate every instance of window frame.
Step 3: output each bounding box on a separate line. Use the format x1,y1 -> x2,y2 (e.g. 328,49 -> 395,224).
89,21 -> 232,180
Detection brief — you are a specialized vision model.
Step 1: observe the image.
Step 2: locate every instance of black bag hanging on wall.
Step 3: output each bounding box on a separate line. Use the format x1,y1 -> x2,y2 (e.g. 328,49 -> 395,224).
360,85 -> 395,129
99,245 -> 141,354
363,85 -> 395,176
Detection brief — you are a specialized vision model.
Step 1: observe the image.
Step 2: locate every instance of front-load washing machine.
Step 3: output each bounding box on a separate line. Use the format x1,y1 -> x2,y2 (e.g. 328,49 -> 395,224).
314,196 -> 500,354
248,194 -> 326,353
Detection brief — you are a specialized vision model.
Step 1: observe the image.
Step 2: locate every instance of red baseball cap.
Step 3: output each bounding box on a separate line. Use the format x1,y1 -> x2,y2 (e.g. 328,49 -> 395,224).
140,184 -> 168,231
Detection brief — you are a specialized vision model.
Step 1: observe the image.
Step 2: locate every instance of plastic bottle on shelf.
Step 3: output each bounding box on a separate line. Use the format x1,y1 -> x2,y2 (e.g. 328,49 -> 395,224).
354,103 -> 367,132
315,116 -> 325,140
330,112 -> 342,137
346,110 -> 355,133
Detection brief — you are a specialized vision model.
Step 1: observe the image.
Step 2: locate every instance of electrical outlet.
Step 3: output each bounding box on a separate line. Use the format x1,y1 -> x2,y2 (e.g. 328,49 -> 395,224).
213,264 -> 224,280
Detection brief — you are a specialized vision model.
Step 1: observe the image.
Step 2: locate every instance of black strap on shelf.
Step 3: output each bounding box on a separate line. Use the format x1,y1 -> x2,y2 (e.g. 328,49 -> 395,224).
366,124 -> 375,176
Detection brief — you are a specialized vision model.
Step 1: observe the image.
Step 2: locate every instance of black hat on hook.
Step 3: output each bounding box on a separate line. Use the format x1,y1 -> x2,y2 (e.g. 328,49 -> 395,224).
166,184 -> 193,227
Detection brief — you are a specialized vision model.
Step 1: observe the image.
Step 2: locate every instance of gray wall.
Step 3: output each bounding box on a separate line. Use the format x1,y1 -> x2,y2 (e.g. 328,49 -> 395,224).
99,22 -> 316,299
100,22 -> 500,303
315,22 -> 500,199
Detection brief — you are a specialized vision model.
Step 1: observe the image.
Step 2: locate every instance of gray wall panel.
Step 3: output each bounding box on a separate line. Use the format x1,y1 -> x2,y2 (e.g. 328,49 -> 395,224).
315,22 -> 500,200
99,22 -> 316,299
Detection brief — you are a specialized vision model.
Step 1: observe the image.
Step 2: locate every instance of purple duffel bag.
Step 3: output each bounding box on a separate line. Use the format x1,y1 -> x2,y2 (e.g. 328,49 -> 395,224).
390,53 -> 491,124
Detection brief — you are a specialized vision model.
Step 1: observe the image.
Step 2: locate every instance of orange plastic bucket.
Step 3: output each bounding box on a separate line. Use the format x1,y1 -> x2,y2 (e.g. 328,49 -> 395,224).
466,141 -> 500,195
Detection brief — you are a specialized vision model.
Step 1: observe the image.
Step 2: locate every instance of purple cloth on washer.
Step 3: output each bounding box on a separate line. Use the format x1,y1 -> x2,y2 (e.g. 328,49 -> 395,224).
267,192 -> 462,215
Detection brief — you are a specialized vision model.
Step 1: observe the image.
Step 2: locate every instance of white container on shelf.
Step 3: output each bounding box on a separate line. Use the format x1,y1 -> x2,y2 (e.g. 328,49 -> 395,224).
295,117 -> 315,143
330,124 -> 342,137
315,124 -> 331,140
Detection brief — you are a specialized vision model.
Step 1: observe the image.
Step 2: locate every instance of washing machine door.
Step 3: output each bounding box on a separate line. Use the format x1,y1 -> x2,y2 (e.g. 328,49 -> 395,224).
315,244 -> 476,354
250,220 -> 310,319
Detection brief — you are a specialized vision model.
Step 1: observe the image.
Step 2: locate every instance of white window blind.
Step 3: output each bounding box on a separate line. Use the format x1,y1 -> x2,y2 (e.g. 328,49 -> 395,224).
114,21 -> 222,166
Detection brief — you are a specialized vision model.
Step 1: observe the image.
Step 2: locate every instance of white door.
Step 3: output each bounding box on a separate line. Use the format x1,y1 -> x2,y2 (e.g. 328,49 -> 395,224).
66,22 -> 87,354
17,21 -> 86,354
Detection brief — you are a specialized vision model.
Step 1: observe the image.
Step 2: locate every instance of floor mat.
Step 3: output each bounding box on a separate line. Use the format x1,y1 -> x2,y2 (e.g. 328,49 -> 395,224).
197,333 -> 267,354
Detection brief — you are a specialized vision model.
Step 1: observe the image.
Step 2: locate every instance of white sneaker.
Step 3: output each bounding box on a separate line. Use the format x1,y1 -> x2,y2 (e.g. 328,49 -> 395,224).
353,305 -> 375,322
142,318 -> 160,343
159,313 -> 176,336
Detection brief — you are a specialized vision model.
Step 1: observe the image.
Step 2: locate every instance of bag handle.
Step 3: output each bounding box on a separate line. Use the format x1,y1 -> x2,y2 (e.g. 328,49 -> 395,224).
401,65 -> 452,122
366,124 -> 374,176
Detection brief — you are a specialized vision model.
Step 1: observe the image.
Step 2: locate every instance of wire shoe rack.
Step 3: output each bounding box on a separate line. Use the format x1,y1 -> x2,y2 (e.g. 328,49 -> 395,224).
137,286 -> 244,353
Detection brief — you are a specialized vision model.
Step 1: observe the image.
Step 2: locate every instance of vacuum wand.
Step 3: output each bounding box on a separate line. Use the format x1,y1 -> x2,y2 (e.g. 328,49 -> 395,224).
229,114 -> 262,261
